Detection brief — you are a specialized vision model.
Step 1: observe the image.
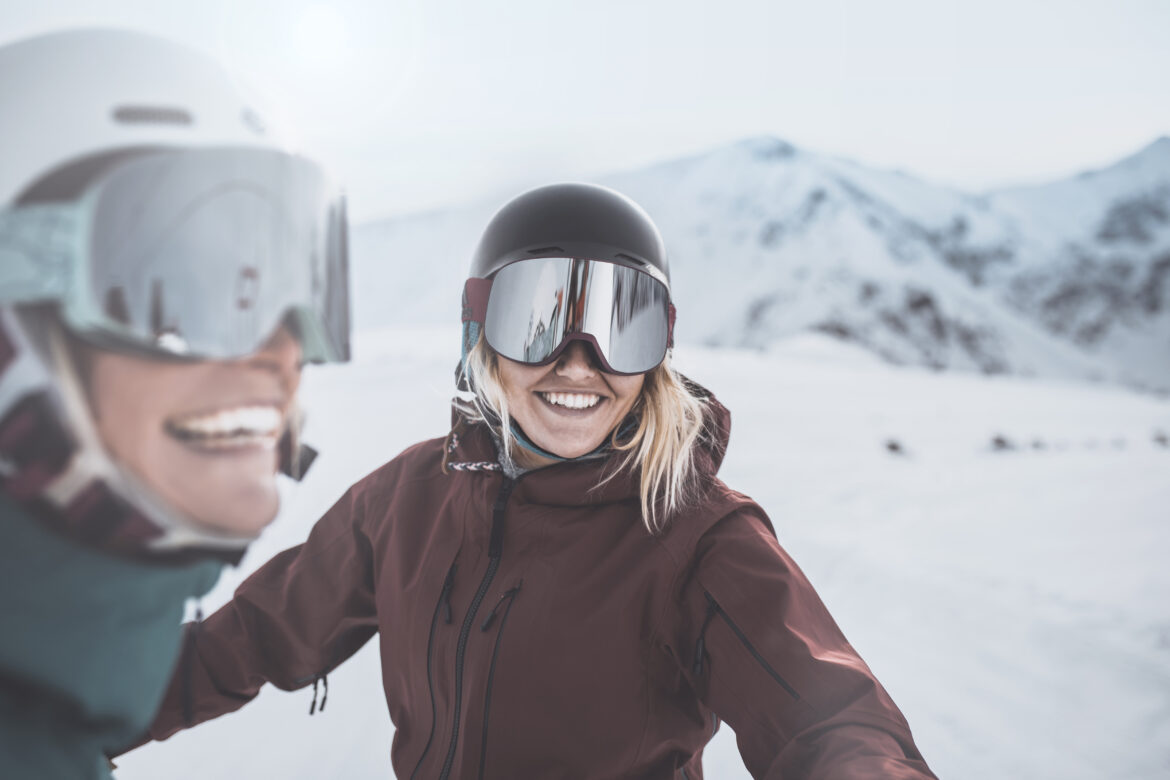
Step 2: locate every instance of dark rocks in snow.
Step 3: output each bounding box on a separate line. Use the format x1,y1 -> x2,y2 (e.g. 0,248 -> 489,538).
1136,254 -> 1170,314
925,218 -> 1016,287
792,188 -> 828,227
1096,186 -> 1170,244
746,296 -> 778,329
940,244 -> 1015,287
880,310 -> 908,335
813,320 -> 855,341
1154,431 -> 1169,448
991,434 -> 1016,451
884,439 -> 906,456
905,289 -> 947,342
1031,439 -> 1047,451
759,220 -> 785,248
1032,267 -> 1129,346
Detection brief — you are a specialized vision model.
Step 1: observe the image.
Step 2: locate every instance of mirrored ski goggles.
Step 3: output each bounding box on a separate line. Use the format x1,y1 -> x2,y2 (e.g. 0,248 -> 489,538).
463,257 -> 675,375
0,146 -> 350,362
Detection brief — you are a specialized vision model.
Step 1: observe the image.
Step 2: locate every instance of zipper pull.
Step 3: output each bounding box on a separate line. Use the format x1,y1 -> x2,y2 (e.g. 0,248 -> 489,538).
308,672 -> 330,715
480,581 -> 523,631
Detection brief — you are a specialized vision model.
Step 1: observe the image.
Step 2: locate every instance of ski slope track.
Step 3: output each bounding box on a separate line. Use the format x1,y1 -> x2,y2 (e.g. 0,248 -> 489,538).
116,327 -> 1170,780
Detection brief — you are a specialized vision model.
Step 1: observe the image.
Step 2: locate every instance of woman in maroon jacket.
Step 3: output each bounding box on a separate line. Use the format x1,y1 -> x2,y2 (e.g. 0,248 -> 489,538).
137,183 -> 936,779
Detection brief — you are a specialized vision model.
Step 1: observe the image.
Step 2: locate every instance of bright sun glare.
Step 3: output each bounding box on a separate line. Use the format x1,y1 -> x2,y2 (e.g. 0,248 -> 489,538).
293,3 -> 348,71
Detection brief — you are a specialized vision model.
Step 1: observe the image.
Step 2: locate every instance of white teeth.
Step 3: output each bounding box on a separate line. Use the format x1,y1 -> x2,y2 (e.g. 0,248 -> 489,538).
168,405 -> 282,441
541,392 -> 601,410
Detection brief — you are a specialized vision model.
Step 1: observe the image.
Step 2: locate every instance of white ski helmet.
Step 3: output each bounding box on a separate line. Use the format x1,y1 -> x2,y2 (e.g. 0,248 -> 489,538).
0,29 -> 350,562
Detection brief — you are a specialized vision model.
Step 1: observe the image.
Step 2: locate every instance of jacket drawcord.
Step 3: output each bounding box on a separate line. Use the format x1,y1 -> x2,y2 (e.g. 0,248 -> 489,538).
309,672 -> 329,715
480,581 -> 523,631
692,594 -> 719,678
181,602 -> 204,728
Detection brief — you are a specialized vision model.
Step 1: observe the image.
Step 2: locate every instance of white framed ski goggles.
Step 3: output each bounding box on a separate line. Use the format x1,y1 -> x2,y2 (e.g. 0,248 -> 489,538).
0,146 -> 350,363
463,257 -> 675,375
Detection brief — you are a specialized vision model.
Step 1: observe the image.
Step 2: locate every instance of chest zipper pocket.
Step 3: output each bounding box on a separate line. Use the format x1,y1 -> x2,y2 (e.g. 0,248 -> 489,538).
409,558 -> 459,780
477,581 -> 523,780
692,591 -> 801,701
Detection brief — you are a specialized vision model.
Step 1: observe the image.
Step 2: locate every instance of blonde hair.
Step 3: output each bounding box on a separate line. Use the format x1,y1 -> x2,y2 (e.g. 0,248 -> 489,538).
455,335 -> 708,533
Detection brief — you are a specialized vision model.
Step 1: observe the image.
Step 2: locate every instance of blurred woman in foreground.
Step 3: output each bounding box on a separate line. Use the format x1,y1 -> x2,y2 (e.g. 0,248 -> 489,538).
0,30 -> 348,779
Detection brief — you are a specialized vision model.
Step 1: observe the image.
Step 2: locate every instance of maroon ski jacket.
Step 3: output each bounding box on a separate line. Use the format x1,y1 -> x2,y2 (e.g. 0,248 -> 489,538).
142,398 -> 936,779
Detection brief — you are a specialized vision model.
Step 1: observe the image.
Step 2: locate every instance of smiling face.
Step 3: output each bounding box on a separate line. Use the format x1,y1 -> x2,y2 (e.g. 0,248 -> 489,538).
82,326 -> 302,536
496,340 -> 645,464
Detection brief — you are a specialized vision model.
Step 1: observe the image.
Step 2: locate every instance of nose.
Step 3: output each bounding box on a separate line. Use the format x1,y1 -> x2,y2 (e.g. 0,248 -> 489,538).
242,324 -> 303,389
555,340 -> 600,381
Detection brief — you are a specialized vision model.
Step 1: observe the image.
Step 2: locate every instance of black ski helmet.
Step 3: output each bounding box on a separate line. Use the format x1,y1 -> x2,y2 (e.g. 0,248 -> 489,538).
469,182 -> 670,289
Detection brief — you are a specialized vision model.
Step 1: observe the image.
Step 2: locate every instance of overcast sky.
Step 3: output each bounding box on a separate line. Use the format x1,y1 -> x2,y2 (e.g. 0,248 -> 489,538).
4,0 -> 1169,221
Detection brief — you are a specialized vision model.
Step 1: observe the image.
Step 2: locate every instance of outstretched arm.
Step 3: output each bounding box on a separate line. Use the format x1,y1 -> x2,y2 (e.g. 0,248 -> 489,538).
139,484 -> 379,744
668,509 -> 936,779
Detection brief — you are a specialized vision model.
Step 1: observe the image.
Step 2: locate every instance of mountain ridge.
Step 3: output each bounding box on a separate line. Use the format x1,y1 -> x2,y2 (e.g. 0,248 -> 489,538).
352,135 -> 1170,393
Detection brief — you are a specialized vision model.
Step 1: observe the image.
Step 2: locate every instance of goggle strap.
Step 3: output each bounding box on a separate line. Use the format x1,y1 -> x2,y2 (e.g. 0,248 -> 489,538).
668,303 -> 676,349
462,277 -> 492,324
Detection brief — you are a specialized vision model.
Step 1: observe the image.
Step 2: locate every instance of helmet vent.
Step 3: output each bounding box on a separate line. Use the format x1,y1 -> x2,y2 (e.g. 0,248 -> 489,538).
527,246 -> 564,255
112,106 -> 194,126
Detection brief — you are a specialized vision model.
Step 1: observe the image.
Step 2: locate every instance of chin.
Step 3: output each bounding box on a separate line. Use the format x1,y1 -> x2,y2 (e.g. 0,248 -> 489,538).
540,436 -> 606,460
184,484 -> 280,536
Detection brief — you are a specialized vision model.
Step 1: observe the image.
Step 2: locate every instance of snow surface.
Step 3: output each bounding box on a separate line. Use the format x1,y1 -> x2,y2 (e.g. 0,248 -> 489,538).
114,327 -> 1170,780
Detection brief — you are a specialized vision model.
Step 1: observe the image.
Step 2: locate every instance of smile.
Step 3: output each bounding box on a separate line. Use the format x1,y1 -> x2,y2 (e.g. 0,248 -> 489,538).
538,391 -> 602,410
165,405 -> 283,450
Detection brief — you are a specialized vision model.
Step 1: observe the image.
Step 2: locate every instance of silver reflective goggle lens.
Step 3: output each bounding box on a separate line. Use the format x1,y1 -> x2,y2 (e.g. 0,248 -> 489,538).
0,146 -> 350,363
463,257 -> 674,375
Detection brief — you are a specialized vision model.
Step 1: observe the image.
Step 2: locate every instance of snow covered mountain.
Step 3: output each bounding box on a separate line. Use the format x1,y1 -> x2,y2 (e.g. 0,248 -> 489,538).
351,136 -> 1170,391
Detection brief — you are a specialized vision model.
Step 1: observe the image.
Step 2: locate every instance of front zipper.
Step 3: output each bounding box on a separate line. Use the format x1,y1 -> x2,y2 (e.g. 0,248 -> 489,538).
477,581 -> 523,780
437,475 -> 516,780
694,591 -> 801,701
409,558 -> 459,780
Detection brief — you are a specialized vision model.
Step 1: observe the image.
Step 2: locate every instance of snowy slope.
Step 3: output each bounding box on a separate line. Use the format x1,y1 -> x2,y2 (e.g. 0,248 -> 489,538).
349,136 -> 1170,392
114,328 -> 1170,780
